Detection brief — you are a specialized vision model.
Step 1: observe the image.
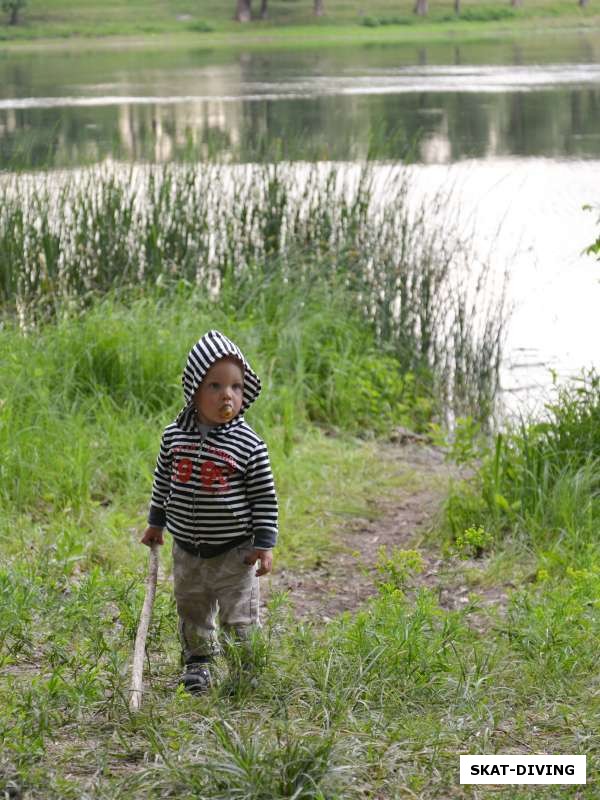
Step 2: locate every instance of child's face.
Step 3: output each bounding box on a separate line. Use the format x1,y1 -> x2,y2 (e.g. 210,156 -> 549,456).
193,358 -> 244,425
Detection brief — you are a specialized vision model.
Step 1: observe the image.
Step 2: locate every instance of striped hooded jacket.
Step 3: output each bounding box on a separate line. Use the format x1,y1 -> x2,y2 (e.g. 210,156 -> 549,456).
148,330 -> 278,551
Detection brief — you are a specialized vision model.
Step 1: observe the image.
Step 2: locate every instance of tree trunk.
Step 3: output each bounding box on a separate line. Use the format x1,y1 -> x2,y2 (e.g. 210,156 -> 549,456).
9,5 -> 20,25
414,0 -> 429,16
579,0 -> 589,7
510,0 -> 523,7
454,0 -> 461,13
235,0 -> 252,22
260,0 -> 268,18
314,0 -> 325,16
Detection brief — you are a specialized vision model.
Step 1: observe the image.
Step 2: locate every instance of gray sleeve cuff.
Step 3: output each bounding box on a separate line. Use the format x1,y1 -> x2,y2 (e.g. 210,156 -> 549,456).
148,504 -> 167,528
253,529 -> 277,549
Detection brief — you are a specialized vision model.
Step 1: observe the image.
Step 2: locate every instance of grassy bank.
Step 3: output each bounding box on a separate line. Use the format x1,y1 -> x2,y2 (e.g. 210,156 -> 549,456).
1,273 -> 597,792
1,0 -> 599,47
443,371 -> 600,549
433,373 -> 600,794
1,288 -> 597,796
0,266 -> 444,797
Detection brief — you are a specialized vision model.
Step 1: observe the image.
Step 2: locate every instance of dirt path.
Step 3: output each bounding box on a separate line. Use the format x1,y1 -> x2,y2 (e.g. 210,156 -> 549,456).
265,442 -> 449,620
264,440 -> 509,624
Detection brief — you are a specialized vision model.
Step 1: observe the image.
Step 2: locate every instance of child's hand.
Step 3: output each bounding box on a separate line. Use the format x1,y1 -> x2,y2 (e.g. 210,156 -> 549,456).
243,548 -> 273,576
140,526 -> 164,547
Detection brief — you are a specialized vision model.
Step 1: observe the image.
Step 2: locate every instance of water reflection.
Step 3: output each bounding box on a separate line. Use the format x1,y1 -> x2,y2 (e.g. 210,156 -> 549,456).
1,36 -> 600,169
1,85 -> 600,169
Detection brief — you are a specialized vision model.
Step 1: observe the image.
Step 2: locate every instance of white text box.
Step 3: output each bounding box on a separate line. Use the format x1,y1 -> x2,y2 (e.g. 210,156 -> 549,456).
460,755 -> 586,784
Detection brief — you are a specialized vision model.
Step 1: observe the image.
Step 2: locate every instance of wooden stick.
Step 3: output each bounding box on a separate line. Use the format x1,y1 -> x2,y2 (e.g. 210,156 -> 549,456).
129,542 -> 160,712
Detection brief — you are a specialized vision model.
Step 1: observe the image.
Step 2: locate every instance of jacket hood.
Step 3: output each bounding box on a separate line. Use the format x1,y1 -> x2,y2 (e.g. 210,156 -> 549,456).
179,330 -> 261,427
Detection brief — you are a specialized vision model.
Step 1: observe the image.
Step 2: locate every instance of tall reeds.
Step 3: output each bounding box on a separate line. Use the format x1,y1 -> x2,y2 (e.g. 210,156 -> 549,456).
0,161 -> 506,420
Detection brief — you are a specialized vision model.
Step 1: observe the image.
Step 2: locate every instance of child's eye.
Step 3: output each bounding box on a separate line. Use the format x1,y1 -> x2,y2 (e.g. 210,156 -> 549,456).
209,382 -> 220,390
233,383 -> 243,391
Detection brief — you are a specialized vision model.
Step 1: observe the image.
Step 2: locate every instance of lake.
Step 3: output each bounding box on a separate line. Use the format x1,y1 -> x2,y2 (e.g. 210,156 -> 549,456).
1,31 -> 599,414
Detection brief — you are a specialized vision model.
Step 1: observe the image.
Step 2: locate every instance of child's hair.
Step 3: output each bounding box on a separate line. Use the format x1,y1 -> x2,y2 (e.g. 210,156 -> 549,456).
215,354 -> 245,377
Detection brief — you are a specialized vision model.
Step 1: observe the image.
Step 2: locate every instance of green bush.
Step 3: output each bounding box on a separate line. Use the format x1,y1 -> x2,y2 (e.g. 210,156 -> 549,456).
187,20 -> 214,33
361,15 -> 415,27
507,566 -> 600,684
459,6 -> 516,21
379,15 -> 415,25
444,370 -> 600,550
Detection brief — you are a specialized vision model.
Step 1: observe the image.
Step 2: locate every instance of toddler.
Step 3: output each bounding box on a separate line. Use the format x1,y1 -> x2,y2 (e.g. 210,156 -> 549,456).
141,330 -> 278,693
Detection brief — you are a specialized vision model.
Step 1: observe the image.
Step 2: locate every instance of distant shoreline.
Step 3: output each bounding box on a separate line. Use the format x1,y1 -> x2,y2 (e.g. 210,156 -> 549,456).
1,15 -> 600,54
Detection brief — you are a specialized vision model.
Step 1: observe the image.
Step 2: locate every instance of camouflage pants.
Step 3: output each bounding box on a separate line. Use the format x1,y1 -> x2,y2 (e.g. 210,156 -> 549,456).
172,539 -> 260,662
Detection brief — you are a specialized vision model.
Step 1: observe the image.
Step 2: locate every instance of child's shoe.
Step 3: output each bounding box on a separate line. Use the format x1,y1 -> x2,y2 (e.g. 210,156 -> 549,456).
181,660 -> 212,694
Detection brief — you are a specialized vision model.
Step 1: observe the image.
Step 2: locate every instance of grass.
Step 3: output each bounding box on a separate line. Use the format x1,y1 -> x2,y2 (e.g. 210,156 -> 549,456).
1,277 -> 597,797
0,346 -> 596,785
0,283 -> 430,558
362,6 -> 519,27
2,511 -> 597,797
0,277 -> 455,797
442,370 -> 600,551
432,372 -> 600,795
0,278 -> 431,797
0,0 -> 598,47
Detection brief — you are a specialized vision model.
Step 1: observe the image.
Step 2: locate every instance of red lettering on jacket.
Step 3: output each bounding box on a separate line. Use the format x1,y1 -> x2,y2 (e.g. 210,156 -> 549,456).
205,446 -> 238,473
200,460 -> 232,494
175,458 -> 193,483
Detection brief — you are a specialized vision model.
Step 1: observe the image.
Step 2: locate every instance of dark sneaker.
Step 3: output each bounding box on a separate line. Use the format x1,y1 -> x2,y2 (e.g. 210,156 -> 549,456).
181,662 -> 212,695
